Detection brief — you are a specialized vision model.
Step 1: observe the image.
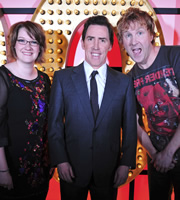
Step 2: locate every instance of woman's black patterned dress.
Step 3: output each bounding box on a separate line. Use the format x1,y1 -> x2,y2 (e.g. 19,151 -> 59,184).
0,65 -> 51,200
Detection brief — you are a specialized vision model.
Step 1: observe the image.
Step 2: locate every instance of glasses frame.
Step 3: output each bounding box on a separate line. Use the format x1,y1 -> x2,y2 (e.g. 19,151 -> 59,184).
16,39 -> 39,47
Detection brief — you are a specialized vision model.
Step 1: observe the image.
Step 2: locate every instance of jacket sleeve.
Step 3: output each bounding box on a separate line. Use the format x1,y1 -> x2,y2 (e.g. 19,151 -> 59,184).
48,71 -> 68,167
0,70 -> 9,147
120,77 -> 137,169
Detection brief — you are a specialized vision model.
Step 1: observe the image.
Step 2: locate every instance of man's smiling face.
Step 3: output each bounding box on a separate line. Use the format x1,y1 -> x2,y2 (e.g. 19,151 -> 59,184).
81,24 -> 112,69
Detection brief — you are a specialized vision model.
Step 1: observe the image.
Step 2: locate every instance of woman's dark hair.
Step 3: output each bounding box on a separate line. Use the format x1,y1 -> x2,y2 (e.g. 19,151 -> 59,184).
7,21 -> 46,63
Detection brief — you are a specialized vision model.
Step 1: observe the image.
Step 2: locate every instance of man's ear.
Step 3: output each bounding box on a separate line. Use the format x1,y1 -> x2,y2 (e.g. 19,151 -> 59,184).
81,39 -> 85,50
151,34 -> 154,43
108,44 -> 112,52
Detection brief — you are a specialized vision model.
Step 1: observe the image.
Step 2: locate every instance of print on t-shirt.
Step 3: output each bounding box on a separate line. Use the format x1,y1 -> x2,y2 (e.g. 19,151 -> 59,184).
134,65 -> 180,136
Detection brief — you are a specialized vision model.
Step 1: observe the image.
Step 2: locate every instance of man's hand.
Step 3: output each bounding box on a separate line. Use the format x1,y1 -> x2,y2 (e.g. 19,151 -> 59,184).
113,165 -> 129,188
152,150 -> 176,173
57,162 -> 75,183
0,171 -> 13,190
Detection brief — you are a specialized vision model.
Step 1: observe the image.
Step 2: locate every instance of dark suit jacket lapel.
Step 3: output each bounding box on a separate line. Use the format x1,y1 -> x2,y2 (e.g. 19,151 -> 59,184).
96,67 -> 118,127
71,63 -> 94,126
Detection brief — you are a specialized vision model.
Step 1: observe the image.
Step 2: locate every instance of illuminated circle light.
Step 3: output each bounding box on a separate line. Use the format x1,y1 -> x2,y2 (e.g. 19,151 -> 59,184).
29,0 -> 165,186
0,9 -> 7,66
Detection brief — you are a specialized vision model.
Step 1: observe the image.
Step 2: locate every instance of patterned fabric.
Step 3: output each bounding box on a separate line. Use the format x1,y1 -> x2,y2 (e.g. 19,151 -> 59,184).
0,65 -> 51,198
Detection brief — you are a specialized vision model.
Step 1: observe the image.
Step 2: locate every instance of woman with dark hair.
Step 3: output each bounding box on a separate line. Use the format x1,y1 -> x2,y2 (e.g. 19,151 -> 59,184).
0,21 -> 51,200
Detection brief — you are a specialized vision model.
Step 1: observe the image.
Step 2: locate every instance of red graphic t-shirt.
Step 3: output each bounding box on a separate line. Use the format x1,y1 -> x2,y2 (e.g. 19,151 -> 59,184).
129,46 -> 180,137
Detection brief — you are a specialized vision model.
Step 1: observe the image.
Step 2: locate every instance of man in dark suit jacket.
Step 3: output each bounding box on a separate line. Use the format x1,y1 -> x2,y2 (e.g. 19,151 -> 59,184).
48,15 -> 137,200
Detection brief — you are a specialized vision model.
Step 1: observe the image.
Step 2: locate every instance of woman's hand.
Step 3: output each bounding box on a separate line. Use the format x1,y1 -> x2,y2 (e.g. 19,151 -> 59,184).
0,171 -> 14,190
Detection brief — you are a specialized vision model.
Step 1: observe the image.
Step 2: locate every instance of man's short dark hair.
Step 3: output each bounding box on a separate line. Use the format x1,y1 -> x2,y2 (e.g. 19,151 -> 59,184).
82,15 -> 114,46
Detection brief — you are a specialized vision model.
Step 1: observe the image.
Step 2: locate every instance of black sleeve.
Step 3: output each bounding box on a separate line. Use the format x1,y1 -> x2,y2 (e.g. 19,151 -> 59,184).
169,46 -> 180,90
127,68 -> 143,124
0,68 -> 9,147
44,72 -> 51,103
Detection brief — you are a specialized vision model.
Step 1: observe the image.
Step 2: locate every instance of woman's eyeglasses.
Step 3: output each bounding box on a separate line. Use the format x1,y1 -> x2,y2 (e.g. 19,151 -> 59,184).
17,39 -> 39,47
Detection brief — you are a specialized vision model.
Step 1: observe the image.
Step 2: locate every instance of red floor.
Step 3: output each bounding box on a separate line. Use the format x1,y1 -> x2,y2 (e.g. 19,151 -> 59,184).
46,176 -> 175,200
46,177 -> 138,200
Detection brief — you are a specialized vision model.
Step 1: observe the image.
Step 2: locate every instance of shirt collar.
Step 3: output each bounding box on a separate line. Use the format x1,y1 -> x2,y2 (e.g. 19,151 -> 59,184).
83,61 -> 107,82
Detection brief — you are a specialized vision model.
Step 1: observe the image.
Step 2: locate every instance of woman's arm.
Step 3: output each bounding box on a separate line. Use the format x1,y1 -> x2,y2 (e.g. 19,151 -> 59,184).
0,147 -> 13,190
